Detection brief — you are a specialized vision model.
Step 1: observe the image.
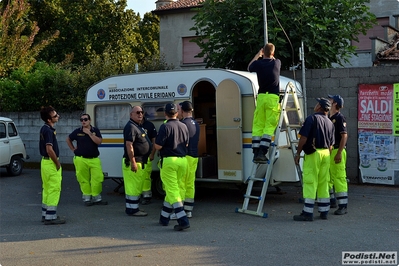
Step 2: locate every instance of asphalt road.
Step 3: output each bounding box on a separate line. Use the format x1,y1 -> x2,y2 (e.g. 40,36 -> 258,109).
0,168 -> 398,266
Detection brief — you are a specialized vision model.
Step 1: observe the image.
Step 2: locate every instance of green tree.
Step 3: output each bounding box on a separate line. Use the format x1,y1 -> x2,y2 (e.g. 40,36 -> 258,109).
191,0 -> 376,70
28,0 -> 140,65
0,0 -> 58,77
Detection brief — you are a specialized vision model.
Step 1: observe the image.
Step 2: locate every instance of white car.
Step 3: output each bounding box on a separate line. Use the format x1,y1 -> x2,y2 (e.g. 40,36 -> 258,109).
0,117 -> 28,176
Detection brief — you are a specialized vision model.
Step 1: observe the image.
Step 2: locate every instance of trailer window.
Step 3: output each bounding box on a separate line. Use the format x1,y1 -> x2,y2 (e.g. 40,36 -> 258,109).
95,104 -> 131,130
142,103 -> 170,121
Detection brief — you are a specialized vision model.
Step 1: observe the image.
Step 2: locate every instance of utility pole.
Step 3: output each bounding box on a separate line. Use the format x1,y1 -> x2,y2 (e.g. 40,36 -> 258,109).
263,0 -> 268,44
299,41 -> 307,117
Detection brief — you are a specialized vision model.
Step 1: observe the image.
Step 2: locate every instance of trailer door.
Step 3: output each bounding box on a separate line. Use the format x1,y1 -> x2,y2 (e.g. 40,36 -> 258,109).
216,79 -> 243,181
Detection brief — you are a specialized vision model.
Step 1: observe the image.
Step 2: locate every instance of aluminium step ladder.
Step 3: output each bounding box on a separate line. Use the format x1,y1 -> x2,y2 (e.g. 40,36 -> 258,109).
235,81 -> 305,218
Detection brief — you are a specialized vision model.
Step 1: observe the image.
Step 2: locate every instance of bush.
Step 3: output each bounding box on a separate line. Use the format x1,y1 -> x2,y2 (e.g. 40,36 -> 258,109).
0,62 -> 83,112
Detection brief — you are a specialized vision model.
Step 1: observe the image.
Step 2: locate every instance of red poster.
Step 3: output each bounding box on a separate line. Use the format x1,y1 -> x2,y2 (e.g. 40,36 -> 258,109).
358,84 -> 393,134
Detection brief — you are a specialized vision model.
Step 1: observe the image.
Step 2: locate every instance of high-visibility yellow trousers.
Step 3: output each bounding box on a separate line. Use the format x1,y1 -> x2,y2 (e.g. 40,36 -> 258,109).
73,156 -> 104,202
252,93 -> 280,150
182,156 -> 198,212
159,157 -> 189,227
329,148 -> 348,207
41,158 -> 62,220
142,158 -> 153,199
302,149 -> 331,215
122,159 -> 144,215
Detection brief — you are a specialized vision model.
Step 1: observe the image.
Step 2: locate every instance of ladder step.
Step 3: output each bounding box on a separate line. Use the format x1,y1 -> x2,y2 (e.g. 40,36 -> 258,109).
283,107 -> 300,112
235,208 -> 268,218
244,194 -> 262,200
247,177 -> 267,182
285,124 -> 302,128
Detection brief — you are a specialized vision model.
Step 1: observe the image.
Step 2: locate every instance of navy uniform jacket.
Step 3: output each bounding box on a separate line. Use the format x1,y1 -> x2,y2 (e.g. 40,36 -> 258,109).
141,119 -> 157,140
330,112 -> 347,148
123,119 -> 151,164
299,113 -> 335,149
155,119 -> 188,158
68,126 -> 102,158
181,117 -> 200,157
40,124 -> 59,157
248,58 -> 281,95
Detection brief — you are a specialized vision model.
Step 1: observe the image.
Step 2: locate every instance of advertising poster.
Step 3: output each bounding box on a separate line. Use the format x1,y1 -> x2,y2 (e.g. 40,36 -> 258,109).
358,84 -> 399,185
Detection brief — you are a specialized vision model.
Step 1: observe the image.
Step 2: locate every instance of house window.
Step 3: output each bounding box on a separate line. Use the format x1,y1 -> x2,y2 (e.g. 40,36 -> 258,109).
182,37 -> 205,64
352,17 -> 389,50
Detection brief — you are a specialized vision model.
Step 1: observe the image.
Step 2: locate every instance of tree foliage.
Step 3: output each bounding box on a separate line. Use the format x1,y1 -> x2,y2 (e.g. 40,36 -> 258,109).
191,0 -> 376,70
28,0 -> 161,68
0,1 -> 170,112
0,0 -> 58,77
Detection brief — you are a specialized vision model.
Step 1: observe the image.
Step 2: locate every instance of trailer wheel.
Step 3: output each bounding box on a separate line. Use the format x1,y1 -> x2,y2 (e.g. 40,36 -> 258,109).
151,172 -> 165,199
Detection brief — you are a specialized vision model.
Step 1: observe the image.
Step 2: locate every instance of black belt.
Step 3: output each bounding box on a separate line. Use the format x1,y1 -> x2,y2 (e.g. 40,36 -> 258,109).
76,155 -> 98,159
333,145 -> 345,149
43,156 -> 50,160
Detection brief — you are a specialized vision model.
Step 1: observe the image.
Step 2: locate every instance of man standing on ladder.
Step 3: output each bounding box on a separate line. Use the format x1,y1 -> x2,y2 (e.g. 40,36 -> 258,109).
248,43 -> 281,163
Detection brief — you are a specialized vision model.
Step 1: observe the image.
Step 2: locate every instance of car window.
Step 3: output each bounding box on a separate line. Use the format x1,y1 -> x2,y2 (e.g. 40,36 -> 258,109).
7,123 -> 18,137
0,123 -> 6,139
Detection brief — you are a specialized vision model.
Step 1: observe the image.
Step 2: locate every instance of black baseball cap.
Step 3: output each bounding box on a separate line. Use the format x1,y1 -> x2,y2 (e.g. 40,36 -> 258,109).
316,97 -> 331,110
165,103 -> 177,115
179,101 -> 193,112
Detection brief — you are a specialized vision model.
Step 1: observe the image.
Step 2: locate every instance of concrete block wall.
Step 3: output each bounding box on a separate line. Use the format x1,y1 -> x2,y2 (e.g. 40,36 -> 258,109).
0,111 -> 83,165
282,65 -> 399,183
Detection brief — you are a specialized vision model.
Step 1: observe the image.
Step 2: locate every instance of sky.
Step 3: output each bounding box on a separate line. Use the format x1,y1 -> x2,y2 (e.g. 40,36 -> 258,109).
126,0 -> 156,15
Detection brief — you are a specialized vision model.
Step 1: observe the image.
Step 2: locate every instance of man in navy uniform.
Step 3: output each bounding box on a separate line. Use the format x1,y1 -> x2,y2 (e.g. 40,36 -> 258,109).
122,106 -> 152,216
294,98 -> 335,221
155,103 -> 190,231
327,94 -> 348,215
39,106 -> 66,225
66,113 -> 107,206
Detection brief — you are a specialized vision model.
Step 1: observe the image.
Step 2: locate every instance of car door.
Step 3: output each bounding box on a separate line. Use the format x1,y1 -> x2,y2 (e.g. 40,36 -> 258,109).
7,122 -> 21,158
0,121 -> 10,166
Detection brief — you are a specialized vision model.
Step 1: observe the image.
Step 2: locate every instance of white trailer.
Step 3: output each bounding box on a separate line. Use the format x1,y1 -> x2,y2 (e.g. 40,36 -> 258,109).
85,69 -> 303,195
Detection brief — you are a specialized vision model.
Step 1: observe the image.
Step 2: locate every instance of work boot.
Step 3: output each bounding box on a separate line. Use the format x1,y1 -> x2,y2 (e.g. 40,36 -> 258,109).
84,201 -> 94,206
128,210 -> 148,217
320,212 -> 328,220
44,216 -> 66,225
334,207 -> 347,215
293,213 -> 313,221
252,148 -> 259,161
141,198 -> 151,205
174,224 -> 190,231
93,200 -> 108,205
254,148 -> 268,164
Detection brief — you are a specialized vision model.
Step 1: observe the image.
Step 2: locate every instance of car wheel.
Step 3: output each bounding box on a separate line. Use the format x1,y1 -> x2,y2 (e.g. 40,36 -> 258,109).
7,155 -> 23,176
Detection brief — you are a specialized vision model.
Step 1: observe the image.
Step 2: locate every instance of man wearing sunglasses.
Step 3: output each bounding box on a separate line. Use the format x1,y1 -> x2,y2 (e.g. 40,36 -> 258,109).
122,106 -> 152,216
39,106 -> 66,225
66,114 -> 107,206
